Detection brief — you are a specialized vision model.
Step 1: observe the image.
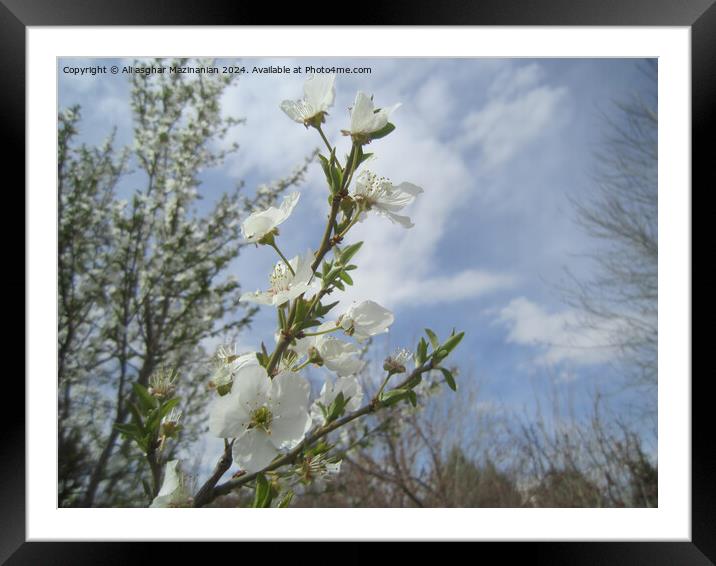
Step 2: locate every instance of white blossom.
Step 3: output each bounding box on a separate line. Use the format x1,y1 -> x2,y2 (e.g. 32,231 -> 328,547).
280,74 -> 336,125
150,460 -> 192,508
147,367 -> 178,399
384,348 -> 414,374
343,91 -> 400,138
311,375 -> 364,424
210,345 -> 258,392
296,453 -> 342,485
338,300 -> 394,341
294,324 -> 366,376
240,250 -> 316,307
209,364 -> 312,473
241,192 -> 300,243
353,170 -> 423,228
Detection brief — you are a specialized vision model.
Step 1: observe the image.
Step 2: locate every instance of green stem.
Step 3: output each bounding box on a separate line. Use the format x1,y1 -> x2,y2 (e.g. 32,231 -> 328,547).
292,360 -> 312,372
266,300 -> 298,375
301,326 -> 341,338
269,243 -> 295,276
336,207 -> 363,241
316,125 -> 334,158
376,372 -> 394,398
311,143 -> 358,274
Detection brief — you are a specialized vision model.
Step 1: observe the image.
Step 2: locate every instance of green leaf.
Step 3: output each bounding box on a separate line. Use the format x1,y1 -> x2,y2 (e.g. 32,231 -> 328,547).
339,241 -> 363,265
315,301 -> 339,317
326,391 -> 349,422
278,490 -> 295,508
425,328 -> 439,350
318,154 -> 335,191
132,382 -> 157,412
369,122 -> 396,141
293,298 -> 307,323
439,331 -> 465,357
298,319 -> 322,331
252,474 -> 273,508
114,423 -> 140,440
380,388 -> 411,406
330,163 -> 343,194
325,267 -> 342,283
358,152 -> 373,165
129,402 -> 145,431
333,279 -> 345,291
416,337 -> 428,365
338,270 -> 354,286
407,390 -> 417,407
439,368 -> 457,391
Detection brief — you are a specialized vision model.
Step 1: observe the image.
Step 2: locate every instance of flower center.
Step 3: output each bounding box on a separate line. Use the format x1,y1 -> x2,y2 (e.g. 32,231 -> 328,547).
250,405 -> 273,432
269,262 -> 292,294
358,172 -> 392,209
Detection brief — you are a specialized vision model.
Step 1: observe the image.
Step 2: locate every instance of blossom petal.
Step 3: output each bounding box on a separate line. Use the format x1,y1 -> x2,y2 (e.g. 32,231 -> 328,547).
349,92 -> 401,135
343,300 -> 395,340
155,460 -> 181,498
303,73 -> 335,113
232,428 -> 279,473
381,210 -> 415,228
234,364 -> 271,415
241,192 -> 300,242
271,371 -> 311,416
269,371 -> 311,448
150,459 -> 190,507
241,212 -> 280,242
271,411 -> 312,449
239,290 -> 275,305
209,392 -> 251,438
280,100 -> 311,123
350,91 -> 380,134
376,183 -> 423,212
279,191 -> 301,218
319,337 -> 366,376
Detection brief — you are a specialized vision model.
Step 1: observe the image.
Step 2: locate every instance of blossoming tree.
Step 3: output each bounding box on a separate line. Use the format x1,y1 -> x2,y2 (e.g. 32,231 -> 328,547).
118,73 -> 464,508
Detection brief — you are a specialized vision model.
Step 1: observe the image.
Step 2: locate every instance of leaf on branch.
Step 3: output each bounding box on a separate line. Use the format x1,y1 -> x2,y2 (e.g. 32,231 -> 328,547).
439,368 -> 457,391
425,328 -> 439,349
252,474 -> 273,508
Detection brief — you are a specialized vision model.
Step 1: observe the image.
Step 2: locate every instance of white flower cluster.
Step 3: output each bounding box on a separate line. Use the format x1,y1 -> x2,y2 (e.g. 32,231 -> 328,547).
203,74 -> 423,478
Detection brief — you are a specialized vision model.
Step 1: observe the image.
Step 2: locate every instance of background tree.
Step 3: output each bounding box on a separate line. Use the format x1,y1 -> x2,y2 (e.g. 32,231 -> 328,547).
283,368 -> 657,508
58,58 -> 313,507
566,60 -> 658,412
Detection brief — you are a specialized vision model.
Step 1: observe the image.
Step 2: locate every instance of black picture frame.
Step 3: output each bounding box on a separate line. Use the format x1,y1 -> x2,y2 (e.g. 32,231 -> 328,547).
7,0 -> 707,563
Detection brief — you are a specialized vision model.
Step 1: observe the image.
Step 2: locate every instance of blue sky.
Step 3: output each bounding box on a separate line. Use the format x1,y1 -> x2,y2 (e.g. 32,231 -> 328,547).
59,57 -> 657,449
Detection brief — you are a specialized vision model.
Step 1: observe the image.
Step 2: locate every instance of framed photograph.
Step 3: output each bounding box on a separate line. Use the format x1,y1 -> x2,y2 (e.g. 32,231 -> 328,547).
10,0 -> 707,562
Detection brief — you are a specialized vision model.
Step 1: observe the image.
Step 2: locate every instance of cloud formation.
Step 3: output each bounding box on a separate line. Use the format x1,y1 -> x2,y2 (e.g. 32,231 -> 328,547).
458,63 -> 569,171
494,296 -> 621,366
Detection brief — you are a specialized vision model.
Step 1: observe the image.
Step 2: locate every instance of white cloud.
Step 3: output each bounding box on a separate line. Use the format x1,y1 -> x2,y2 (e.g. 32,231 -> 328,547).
336,100 -> 514,309
458,64 -> 568,170
495,297 -> 620,366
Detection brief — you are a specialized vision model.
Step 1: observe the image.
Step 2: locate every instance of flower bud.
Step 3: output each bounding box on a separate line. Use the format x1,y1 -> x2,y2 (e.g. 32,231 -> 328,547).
307,346 -> 324,367
148,367 -> 178,399
383,357 -> 405,374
